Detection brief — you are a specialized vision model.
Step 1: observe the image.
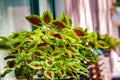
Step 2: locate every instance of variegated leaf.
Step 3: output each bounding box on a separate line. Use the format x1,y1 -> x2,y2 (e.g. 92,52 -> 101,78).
60,13 -> 70,26
52,20 -> 66,28
73,29 -> 84,36
26,15 -> 42,27
42,10 -> 53,24
59,69 -> 66,78
97,40 -> 109,49
0,41 -> 11,50
44,70 -> 54,79
29,61 -> 42,69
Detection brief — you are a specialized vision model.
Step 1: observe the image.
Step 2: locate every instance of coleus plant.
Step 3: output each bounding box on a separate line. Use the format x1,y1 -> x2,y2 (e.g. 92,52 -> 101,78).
0,10 -> 107,80
98,34 -> 120,50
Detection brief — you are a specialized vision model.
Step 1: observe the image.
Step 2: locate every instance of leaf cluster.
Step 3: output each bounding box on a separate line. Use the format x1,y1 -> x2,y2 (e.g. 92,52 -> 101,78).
0,10 -> 107,80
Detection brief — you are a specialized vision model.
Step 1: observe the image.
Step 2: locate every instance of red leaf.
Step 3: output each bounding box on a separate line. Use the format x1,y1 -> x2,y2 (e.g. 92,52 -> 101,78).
99,43 -> 105,47
89,42 -> 95,48
42,11 -> 53,24
25,50 -> 29,54
4,56 -> 16,60
53,53 -> 58,56
74,29 -> 84,36
46,70 -> 52,78
44,14 -> 50,24
53,34 -> 62,39
71,55 -> 75,58
8,60 -> 15,68
66,72 -> 72,76
50,45 -> 55,50
38,42 -> 47,47
48,61 -> 52,65
60,13 -> 70,26
34,64 -> 40,67
12,50 -> 18,54
26,15 -> 42,26
29,43 -> 36,49
61,70 -> 64,74
34,51 -> 41,56
52,21 -> 66,28
13,42 -> 21,47
0,45 -> 10,49
27,60 -> 32,64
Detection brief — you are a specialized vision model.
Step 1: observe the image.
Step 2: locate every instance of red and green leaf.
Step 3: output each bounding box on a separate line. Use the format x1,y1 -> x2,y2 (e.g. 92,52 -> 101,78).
53,53 -> 59,58
42,10 -> 53,24
38,41 -> 48,48
29,61 -> 42,69
0,36 -> 8,41
44,70 -> 54,79
26,15 -> 42,27
46,60 -> 53,66
88,42 -> 95,48
53,34 -> 62,39
97,40 -> 109,49
63,48 -> 72,57
62,28 -> 79,40
59,69 -> 66,78
60,13 -> 70,26
73,29 -> 84,36
25,50 -> 29,54
73,27 -> 86,36
13,42 -> 21,48
12,50 -> 19,54
27,59 -> 32,64
50,45 -> 55,50
34,51 -> 41,57
89,32 -> 97,40
0,41 -> 11,50
7,60 -> 15,68
52,20 -> 66,28
4,55 -> 16,60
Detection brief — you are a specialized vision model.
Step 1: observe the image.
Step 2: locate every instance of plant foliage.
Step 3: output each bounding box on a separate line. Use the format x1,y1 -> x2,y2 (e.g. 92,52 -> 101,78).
0,10 -> 109,80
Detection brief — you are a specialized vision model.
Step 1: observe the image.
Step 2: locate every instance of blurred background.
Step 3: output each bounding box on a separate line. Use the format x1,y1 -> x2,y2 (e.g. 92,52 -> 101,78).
0,0 -> 120,80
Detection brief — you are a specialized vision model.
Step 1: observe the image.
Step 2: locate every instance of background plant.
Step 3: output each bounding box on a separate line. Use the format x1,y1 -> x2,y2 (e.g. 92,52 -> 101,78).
97,34 -> 120,50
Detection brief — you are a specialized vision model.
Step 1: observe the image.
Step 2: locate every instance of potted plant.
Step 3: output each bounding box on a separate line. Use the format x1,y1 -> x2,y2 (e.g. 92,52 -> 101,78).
0,10 -> 103,80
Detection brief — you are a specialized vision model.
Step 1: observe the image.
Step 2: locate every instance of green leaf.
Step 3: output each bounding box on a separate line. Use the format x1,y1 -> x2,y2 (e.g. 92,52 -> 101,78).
0,40 -> 11,50
78,71 -> 89,77
52,48 -> 62,58
89,32 -> 97,40
65,36 -> 76,43
42,10 -> 53,24
62,28 -> 79,40
69,19 -> 72,26
0,36 -> 8,41
26,14 -> 42,27
63,47 -> 73,57
0,69 -> 12,77
4,55 -> 16,60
